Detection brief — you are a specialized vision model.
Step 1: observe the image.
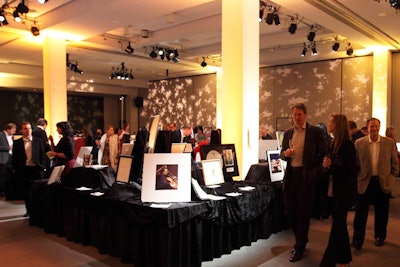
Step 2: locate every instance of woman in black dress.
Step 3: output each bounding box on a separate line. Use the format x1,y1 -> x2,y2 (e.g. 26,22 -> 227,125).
320,114 -> 358,267
48,121 -> 75,174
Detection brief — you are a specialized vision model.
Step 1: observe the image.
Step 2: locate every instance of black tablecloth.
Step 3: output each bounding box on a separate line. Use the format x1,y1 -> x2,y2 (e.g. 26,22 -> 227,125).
29,166 -> 286,267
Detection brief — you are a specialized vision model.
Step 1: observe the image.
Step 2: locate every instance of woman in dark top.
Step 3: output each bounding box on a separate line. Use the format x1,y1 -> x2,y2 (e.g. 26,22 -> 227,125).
48,121 -> 75,167
320,114 -> 358,267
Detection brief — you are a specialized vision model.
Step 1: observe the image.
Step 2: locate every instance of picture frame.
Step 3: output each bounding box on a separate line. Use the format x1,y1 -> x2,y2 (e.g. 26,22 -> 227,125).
47,165 -> 65,185
147,114 -> 160,153
200,144 -> 239,177
171,143 -> 192,153
83,153 -> 93,167
267,150 -> 285,182
116,155 -> 134,184
275,131 -> 285,151
203,126 -> 212,139
121,143 -> 134,156
201,159 -> 225,185
141,153 -> 192,202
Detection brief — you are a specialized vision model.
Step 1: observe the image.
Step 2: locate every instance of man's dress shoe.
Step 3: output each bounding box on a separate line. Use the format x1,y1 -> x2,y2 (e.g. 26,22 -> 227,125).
375,238 -> 384,246
289,249 -> 303,262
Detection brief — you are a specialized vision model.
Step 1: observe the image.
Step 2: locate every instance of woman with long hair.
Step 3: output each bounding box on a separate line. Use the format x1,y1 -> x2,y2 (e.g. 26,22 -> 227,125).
48,121 -> 75,175
320,114 -> 358,267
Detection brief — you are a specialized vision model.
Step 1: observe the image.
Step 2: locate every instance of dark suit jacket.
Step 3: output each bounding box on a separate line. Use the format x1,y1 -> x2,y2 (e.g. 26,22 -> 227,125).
172,129 -> 191,143
280,122 -> 327,185
32,127 -> 50,152
12,136 -> 46,170
0,131 -> 11,164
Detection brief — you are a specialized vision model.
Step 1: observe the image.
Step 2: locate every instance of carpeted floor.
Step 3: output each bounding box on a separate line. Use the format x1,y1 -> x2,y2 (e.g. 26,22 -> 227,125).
1,180 -> 399,267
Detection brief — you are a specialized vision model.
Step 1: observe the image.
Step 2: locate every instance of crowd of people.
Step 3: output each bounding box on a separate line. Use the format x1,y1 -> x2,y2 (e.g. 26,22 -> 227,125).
1,105 -> 400,266
280,103 -> 399,267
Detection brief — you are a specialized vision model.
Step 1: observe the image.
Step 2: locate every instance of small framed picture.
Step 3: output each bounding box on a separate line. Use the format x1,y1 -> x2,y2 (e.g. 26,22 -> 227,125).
141,153 -> 192,202
267,150 -> 285,182
200,144 -> 239,178
201,159 -> 224,185
116,156 -> 134,184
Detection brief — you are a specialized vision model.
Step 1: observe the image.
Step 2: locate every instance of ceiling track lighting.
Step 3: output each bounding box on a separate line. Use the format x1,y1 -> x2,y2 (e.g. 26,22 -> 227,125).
31,23 -> 40,36
148,46 -> 179,62
125,41 -> 134,54
301,43 -> 307,57
37,0 -> 49,4
66,54 -> 83,74
332,37 -> 340,51
288,17 -> 297,34
109,62 -> 134,80
346,43 -> 354,56
375,0 -> 400,11
307,29 -> 316,42
311,42 -> 318,56
201,57 -> 207,68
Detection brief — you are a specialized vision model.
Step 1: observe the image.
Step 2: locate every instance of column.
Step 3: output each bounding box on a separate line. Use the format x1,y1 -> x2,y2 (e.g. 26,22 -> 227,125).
221,0 -> 259,179
43,37 -> 68,143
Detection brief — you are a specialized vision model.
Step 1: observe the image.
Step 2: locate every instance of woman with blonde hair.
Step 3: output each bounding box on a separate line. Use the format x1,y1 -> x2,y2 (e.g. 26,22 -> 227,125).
320,114 -> 358,267
98,125 -> 119,172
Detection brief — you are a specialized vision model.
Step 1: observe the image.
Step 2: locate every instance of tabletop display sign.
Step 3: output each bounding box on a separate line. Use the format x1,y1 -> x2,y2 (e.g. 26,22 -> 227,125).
47,165 -> 65,185
141,153 -> 192,202
200,144 -> 239,178
201,159 -> 225,185
267,150 -> 285,182
116,156 -> 134,184
74,146 -> 93,168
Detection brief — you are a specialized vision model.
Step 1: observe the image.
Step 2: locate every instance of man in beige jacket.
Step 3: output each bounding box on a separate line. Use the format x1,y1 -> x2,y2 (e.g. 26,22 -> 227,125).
351,118 -> 399,250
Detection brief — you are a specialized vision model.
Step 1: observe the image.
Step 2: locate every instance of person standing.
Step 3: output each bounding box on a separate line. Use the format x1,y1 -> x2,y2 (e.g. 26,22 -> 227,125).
280,103 -> 327,262
320,114 -> 358,267
0,123 -> 16,197
98,125 -> 119,172
32,118 -> 51,177
351,118 -> 399,250
12,122 -> 46,217
348,120 -> 365,142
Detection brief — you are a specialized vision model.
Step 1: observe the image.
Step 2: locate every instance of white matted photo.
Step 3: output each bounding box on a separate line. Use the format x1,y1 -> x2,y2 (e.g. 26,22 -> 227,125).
48,165 -> 65,185
201,159 -> 224,185
267,150 -> 285,182
147,115 -> 160,153
121,143 -> 134,156
142,153 -> 192,202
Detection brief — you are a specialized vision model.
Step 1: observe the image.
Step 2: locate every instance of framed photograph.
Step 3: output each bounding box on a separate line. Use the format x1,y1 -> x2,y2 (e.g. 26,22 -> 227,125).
203,126 -> 212,139
116,156 -> 134,183
121,143 -> 134,155
201,159 -> 224,185
141,153 -> 192,202
83,153 -> 93,166
147,114 -> 160,153
267,150 -> 285,182
200,144 -> 239,177
171,143 -> 192,153
48,165 -> 65,185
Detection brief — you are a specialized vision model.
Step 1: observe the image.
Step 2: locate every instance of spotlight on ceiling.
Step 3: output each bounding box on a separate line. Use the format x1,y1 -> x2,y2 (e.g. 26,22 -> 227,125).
273,14 -> 280,25
125,42 -> 134,54
332,42 -> 340,52
149,47 -> 157,58
172,49 -> 179,62
265,13 -> 274,25
307,31 -> 315,42
201,57 -> 207,68
13,10 -> 21,22
109,62 -> 134,80
31,25 -> 40,36
346,43 -> 353,56
311,43 -> 318,56
37,0 -> 48,4
16,1 -> 29,14
66,54 -> 83,74
301,44 -> 307,57
0,9 -> 8,26
259,9 -> 264,23
288,17 -> 297,34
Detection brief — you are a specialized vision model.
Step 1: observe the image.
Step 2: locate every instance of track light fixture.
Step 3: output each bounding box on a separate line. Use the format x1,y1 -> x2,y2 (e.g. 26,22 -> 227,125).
125,41 -> 134,54
0,8 -> 8,26
149,47 -> 157,58
288,17 -> 297,34
307,28 -> 316,42
37,0 -> 49,4
301,43 -> 307,57
311,42 -> 318,55
201,57 -> 207,68
148,47 -> 179,62
31,23 -> 40,36
346,43 -> 353,56
259,9 -> 264,22
66,54 -> 83,74
109,62 -> 134,80
332,38 -> 340,51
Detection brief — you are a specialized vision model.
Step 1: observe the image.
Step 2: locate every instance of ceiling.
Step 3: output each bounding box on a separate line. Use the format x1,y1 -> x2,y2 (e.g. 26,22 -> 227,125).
0,0 -> 399,90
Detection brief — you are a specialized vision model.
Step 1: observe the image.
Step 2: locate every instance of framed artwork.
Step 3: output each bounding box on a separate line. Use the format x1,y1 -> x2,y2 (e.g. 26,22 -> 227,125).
203,126 -> 212,139
47,165 -> 65,185
141,153 -> 192,202
121,143 -> 134,155
201,159 -> 224,185
82,153 -> 93,166
267,150 -> 285,182
116,156 -> 134,183
276,131 -> 285,151
171,143 -> 192,153
200,144 -> 239,177
258,140 -> 279,160
147,114 -> 160,153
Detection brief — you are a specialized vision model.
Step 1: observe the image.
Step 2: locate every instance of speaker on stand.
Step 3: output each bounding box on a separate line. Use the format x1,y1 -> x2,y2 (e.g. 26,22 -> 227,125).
134,96 -> 144,130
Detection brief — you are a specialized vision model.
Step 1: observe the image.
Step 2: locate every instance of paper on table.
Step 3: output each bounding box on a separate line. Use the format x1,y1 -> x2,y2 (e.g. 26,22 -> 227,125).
151,203 -> 172,208
191,178 -> 226,201
86,165 -> 109,170
238,186 -> 256,191
76,186 -> 93,191
225,192 -> 242,197
90,192 -> 104,196
206,184 -> 221,189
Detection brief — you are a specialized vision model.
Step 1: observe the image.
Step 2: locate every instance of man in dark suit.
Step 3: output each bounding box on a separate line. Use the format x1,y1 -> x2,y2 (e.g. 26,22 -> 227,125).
12,122 -> 46,217
0,123 -> 16,197
280,103 -> 327,262
32,118 -> 51,177
172,125 -> 193,143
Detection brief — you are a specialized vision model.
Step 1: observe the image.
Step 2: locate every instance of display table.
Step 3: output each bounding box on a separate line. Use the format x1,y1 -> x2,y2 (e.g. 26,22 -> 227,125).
29,166 -> 285,267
